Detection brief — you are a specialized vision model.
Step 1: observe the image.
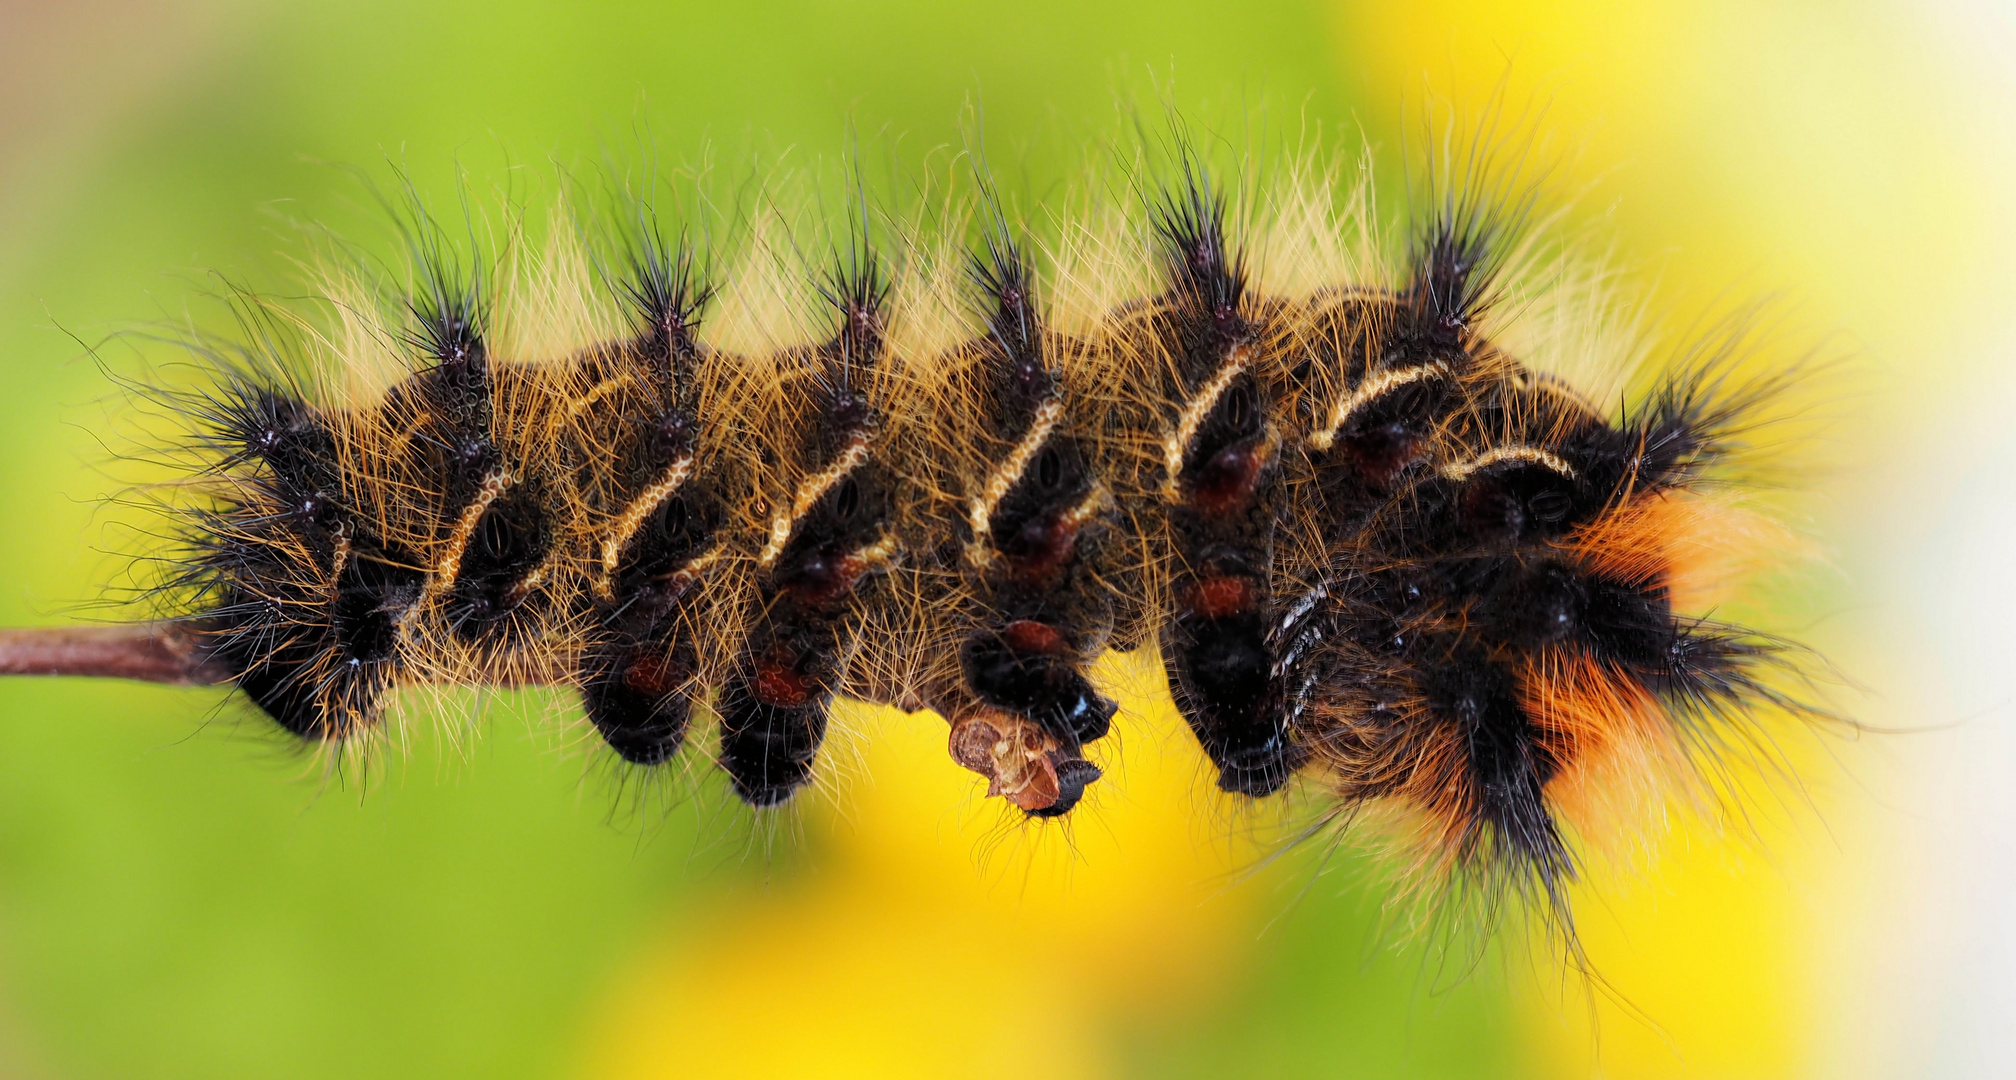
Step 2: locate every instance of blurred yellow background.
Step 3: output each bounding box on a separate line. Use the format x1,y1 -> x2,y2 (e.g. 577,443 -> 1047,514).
1,1 -> 2010,1077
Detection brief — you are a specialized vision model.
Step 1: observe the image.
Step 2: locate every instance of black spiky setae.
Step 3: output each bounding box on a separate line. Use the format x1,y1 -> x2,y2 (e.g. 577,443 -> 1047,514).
117,132 -> 1821,954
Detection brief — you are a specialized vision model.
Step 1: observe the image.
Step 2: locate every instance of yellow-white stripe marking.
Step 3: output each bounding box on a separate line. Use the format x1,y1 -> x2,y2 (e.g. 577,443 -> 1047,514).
426,470 -> 514,602
1440,445 -> 1578,482
1161,344 -> 1251,500
591,453 -> 697,600
758,430 -> 873,569
968,398 -> 1065,550
1309,362 -> 1449,451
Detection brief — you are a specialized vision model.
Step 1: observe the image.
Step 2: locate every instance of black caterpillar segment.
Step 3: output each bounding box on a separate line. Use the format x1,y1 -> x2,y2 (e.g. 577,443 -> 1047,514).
163,143 -> 1805,934
1150,171 -> 1305,796
573,231 -> 723,766
716,248 -> 897,805
938,222 -> 1125,815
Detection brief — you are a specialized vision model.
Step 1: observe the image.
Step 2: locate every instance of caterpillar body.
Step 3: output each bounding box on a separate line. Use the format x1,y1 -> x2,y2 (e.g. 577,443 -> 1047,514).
81,135 -> 1811,932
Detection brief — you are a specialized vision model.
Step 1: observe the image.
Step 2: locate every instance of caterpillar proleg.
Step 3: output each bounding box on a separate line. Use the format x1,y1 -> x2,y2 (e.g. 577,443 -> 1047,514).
5,124 -> 1822,943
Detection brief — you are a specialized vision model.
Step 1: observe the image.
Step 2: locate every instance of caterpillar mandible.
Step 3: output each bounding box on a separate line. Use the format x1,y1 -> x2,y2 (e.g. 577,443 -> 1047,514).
0,127 -> 1818,940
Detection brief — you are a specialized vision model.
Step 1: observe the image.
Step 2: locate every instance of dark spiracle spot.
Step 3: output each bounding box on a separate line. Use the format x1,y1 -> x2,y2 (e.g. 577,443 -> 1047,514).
988,437 -> 1095,582
655,494 -> 688,542
831,475 -> 860,523
609,489 -> 717,617
1035,444 -> 1063,491
1457,462 -> 1584,543
446,491 -> 554,639
1224,382 -> 1251,430
476,507 -> 511,558
1528,488 -> 1573,524
1181,372 -> 1266,479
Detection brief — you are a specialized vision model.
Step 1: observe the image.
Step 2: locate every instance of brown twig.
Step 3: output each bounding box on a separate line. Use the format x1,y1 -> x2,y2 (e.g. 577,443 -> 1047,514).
0,622 -> 576,689
0,623 -> 230,686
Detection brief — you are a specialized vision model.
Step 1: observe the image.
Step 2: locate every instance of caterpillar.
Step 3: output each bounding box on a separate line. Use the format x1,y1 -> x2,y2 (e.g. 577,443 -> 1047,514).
0,127 -> 1817,940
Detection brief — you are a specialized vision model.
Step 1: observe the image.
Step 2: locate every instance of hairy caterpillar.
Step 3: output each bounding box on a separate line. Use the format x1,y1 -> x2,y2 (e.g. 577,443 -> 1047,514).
0,127 -> 1817,939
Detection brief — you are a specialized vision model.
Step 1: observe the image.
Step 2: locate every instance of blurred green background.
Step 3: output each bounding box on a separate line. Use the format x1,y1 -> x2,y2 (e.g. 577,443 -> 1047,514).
1,1 -> 2011,1077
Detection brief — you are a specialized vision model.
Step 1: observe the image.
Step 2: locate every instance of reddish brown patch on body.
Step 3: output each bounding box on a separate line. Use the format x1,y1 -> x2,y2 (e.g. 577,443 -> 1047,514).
752,656 -> 814,708
1002,619 -> 1066,656
1185,575 -> 1257,620
621,650 -> 685,697
779,549 -> 872,607
1000,510 -> 1083,586
1187,436 -> 1273,515
1336,424 -> 1424,490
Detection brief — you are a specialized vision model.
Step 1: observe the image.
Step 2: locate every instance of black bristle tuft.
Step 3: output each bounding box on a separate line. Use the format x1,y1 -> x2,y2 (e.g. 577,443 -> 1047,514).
622,220 -> 714,372
1625,329 -> 1798,492
107,129 -> 1826,957
408,257 -> 487,374
819,238 -> 888,394
1400,123 -> 1541,356
969,209 -> 1050,411
1152,158 -> 1246,335
1406,192 -> 1512,352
